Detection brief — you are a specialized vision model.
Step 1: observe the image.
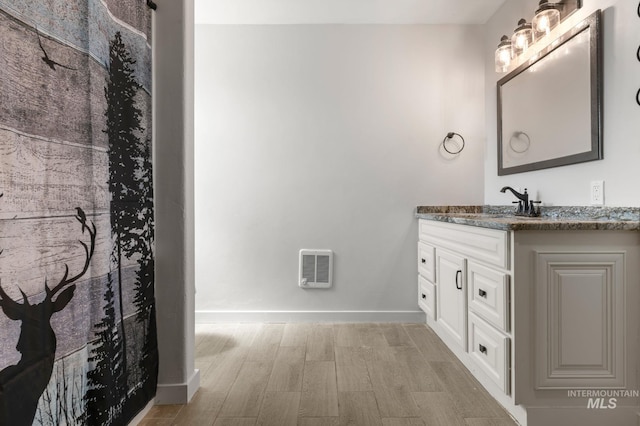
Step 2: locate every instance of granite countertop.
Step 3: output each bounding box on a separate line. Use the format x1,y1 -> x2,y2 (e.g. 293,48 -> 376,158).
416,205 -> 640,231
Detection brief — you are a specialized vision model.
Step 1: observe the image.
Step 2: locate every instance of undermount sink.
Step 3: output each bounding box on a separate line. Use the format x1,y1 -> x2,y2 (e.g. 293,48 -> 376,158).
447,213 -> 510,218
449,212 -> 543,220
512,214 -> 544,219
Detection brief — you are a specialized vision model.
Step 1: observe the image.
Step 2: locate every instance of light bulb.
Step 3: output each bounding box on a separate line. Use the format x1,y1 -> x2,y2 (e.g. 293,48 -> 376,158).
532,1 -> 561,41
499,49 -> 511,64
495,35 -> 512,73
511,19 -> 533,57
535,15 -> 550,33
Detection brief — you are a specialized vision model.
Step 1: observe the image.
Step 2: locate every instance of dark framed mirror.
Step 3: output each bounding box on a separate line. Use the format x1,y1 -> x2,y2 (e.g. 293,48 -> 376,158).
497,9 -> 602,176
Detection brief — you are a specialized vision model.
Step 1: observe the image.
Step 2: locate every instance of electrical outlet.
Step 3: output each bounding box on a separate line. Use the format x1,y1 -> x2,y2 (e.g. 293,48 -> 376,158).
590,180 -> 604,205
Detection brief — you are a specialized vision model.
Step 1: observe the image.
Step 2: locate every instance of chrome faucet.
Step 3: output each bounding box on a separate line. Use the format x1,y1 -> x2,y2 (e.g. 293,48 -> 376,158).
500,186 -> 541,216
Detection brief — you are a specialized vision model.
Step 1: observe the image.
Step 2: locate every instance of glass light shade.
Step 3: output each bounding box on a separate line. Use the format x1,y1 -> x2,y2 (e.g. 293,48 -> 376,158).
495,35 -> 512,73
532,1 -> 561,40
511,19 -> 534,57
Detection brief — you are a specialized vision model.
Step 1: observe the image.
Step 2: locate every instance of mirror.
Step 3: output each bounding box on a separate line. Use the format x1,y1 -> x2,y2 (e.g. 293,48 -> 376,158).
497,10 -> 602,176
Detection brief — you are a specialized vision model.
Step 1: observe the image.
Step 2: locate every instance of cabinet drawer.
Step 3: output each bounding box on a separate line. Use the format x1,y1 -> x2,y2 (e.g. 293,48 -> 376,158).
418,242 -> 435,282
419,220 -> 509,269
418,275 -> 436,319
468,261 -> 510,332
468,312 -> 510,394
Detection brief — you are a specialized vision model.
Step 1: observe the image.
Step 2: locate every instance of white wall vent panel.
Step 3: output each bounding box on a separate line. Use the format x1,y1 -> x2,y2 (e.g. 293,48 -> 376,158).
299,249 -> 333,289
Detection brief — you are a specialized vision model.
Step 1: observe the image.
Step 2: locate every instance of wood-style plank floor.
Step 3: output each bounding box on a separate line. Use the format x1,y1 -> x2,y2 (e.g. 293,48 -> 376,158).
139,323 -> 518,426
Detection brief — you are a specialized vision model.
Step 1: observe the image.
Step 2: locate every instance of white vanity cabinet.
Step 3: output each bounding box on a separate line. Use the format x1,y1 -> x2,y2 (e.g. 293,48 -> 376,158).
417,218 -> 640,426
418,220 -> 512,394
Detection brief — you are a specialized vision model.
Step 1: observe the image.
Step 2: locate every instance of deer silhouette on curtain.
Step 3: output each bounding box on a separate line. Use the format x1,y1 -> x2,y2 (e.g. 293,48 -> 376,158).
0,212 -> 95,426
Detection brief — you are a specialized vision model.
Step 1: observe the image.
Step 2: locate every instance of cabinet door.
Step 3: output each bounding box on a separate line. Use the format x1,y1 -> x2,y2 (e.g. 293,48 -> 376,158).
534,251 -> 625,389
436,249 -> 467,350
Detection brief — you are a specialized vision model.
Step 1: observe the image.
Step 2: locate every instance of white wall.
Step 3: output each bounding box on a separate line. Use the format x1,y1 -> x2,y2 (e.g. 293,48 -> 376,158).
194,24 -> 486,320
154,0 -> 199,403
484,0 -> 640,207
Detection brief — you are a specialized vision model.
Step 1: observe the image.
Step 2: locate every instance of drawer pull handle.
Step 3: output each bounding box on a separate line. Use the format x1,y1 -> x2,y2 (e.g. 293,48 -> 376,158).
478,289 -> 487,298
421,293 -> 426,299
455,270 -> 462,290
421,258 -> 426,264
479,344 -> 487,354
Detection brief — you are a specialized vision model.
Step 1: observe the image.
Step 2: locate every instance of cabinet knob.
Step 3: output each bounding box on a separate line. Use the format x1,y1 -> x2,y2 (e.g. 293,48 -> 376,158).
421,258 -> 426,264
479,344 -> 487,354
455,270 -> 462,290
421,293 -> 426,299
478,289 -> 487,298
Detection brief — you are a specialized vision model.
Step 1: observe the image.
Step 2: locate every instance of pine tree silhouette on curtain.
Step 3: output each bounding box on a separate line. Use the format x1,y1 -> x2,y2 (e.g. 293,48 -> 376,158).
132,139 -> 158,397
83,273 -> 125,424
105,30 -> 144,386
84,30 -> 157,424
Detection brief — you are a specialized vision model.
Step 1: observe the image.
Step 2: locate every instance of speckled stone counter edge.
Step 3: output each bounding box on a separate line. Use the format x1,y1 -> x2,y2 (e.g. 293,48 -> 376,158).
416,205 -> 485,214
416,205 -> 640,231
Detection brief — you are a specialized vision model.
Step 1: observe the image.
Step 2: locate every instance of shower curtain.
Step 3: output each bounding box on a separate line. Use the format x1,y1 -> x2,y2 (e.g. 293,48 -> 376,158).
0,0 -> 157,424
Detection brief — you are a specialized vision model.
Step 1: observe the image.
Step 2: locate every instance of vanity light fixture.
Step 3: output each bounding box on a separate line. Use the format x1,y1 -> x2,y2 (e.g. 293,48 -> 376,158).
495,0 -> 582,73
495,35 -> 513,73
532,0 -> 561,40
511,19 -> 534,57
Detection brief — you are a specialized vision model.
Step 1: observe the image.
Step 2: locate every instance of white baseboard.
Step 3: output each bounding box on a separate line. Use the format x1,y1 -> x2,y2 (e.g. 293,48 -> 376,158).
155,368 -> 201,405
195,310 -> 426,323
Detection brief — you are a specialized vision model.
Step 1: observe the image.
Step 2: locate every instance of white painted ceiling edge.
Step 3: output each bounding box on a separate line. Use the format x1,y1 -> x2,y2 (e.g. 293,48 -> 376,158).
195,0 -> 508,25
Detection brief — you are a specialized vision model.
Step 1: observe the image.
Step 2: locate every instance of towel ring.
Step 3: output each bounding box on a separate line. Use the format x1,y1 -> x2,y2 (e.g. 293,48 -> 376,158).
442,132 -> 465,155
509,131 -> 531,153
